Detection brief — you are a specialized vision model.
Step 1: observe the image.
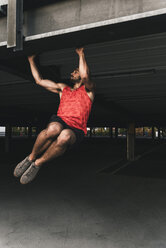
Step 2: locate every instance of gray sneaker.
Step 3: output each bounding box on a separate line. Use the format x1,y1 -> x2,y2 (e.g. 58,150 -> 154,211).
20,162 -> 41,184
14,156 -> 32,178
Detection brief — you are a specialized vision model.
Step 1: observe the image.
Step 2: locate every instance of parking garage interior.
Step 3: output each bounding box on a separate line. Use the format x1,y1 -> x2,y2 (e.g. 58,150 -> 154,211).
1,1 -> 166,247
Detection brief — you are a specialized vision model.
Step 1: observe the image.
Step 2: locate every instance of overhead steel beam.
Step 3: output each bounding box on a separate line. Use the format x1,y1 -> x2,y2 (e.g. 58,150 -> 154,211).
7,0 -> 23,51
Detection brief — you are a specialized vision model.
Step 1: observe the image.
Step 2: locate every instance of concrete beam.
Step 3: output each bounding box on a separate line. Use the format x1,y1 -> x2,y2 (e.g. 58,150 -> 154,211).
22,1 -> 166,39
0,0 -> 166,45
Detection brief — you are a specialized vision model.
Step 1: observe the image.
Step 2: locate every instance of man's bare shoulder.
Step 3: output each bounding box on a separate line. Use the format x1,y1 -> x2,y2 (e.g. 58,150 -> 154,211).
57,83 -> 68,91
84,85 -> 95,102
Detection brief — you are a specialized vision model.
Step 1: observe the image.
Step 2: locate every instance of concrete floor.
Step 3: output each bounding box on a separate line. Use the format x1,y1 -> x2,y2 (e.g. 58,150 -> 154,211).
0,137 -> 166,248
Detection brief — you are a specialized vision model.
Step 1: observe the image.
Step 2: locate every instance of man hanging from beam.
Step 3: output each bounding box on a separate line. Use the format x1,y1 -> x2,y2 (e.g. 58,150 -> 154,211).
13,47 -> 95,184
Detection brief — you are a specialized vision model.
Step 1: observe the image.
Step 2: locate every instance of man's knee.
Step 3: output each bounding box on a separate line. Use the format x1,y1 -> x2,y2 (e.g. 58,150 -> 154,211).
46,122 -> 63,138
57,129 -> 76,146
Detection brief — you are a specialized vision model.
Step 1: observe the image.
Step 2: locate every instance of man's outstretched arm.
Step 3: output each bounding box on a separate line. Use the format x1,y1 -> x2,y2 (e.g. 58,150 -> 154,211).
76,48 -> 95,92
28,55 -> 66,93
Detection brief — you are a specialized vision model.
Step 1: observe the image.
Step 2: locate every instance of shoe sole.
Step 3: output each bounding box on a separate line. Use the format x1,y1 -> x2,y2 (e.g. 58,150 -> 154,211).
13,156 -> 32,178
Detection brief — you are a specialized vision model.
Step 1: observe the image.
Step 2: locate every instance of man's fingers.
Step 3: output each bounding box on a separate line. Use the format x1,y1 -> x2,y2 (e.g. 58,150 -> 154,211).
28,54 -> 36,58
76,47 -> 84,54
28,55 -> 36,61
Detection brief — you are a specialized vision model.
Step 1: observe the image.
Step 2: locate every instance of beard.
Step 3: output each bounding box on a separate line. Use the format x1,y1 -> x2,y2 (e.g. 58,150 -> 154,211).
70,77 -> 81,86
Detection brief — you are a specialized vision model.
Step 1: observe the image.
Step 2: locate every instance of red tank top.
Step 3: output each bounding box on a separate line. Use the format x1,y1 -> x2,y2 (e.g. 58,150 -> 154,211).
57,85 -> 92,135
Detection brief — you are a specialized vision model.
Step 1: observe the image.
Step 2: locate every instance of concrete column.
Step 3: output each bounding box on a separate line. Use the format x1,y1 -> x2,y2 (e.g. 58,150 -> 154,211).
36,125 -> 43,136
28,126 -> 32,139
109,127 -> 113,138
36,126 -> 40,136
90,127 -> 92,137
115,127 -> 118,139
93,128 -> 95,136
158,127 -> 161,139
161,128 -> 164,138
127,123 -> 135,161
152,126 -> 155,140
5,124 -> 12,153
143,127 -> 145,136
162,128 -> 164,138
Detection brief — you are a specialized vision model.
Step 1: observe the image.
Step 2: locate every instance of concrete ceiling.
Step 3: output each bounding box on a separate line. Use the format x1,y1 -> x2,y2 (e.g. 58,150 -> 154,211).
1,10 -> 166,127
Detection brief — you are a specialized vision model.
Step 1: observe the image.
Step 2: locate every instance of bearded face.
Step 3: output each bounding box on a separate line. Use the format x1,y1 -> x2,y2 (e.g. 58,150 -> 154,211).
70,68 -> 81,83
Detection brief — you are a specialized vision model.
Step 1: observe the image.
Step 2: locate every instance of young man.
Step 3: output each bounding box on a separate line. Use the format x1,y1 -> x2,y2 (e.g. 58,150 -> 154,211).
13,48 -> 95,184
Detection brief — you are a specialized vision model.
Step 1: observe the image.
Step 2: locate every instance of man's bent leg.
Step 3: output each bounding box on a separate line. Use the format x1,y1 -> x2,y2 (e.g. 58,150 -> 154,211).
20,129 -> 76,184
29,122 -> 63,161
14,122 -> 63,178
35,129 -> 76,166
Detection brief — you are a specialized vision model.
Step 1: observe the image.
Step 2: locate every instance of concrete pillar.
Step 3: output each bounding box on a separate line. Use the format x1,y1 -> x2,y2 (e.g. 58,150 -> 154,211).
161,128 -> 164,138
93,128 -> 96,136
5,124 -> 12,153
115,127 -> 118,139
158,127 -> 161,139
36,126 -> 40,136
143,127 -> 145,136
152,126 -> 155,140
127,123 -> 135,161
36,125 -> 43,136
28,126 -> 32,139
162,128 -> 164,138
90,127 -> 92,137
109,127 -> 113,138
